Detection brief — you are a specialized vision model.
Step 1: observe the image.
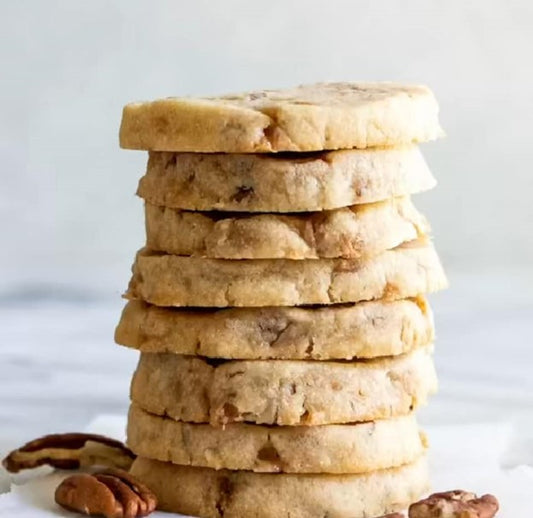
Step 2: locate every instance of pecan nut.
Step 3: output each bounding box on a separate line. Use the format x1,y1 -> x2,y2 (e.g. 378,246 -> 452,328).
55,468 -> 157,518
377,514 -> 405,518
409,490 -> 499,518
2,433 -> 136,473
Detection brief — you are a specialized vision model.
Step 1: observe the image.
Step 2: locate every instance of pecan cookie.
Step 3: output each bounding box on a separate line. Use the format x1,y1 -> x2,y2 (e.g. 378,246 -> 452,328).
130,347 -> 437,426
144,197 -> 429,259
129,455 -> 429,518
127,405 -> 427,474
139,145 -> 435,212
125,238 -> 447,308
120,82 -> 442,152
115,297 -> 434,360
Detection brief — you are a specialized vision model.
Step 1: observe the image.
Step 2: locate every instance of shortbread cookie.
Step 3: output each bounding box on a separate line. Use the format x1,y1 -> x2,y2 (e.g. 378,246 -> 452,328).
144,197 -> 429,259
127,405 -> 427,474
130,347 -> 437,426
139,145 -> 435,212
120,82 -> 442,152
115,297 -> 434,360
125,239 -> 447,307
130,455 -> 429,518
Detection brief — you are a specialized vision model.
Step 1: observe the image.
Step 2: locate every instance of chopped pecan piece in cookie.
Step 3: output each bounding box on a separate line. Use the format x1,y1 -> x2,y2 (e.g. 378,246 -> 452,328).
409,489 -> 499,518
55,468 -> 157,518
2,433 -> 136,473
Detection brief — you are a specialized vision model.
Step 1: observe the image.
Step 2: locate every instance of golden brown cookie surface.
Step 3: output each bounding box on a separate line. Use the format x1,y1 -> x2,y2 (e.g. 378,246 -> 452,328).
120,82 -> 442,152
130,347 -> 437,426
125,239 -> 447,308
130,455 -> 429,518
144,197 -> 429,259
115,297 -> 433,360
127,405 -> 427,474
139,145 -> 436,212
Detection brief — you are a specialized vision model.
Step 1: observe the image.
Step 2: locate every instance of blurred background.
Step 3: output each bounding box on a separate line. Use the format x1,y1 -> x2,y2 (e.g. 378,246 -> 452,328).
0,1 -> 532,449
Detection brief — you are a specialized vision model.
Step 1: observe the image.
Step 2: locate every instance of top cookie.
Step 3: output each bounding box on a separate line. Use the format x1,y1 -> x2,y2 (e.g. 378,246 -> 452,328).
120,82 -> 442,152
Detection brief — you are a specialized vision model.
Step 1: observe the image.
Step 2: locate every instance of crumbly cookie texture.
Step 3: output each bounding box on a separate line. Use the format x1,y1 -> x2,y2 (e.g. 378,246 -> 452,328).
130,347 -> 437,426
120,82 -> 442,152
115,297 -> 434,360
125,239 -> 447,308
130,455 -> 429,518
139,145 -> 435,212
144,197 -> 429,259
127,405 -> 427,474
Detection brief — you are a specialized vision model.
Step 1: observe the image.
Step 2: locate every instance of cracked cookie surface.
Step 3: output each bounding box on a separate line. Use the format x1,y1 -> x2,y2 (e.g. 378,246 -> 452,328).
115,297 -> 434,360
139,145 -> 435,212
127,405 -> 427,474
120,82 -> 442,152
144,197 -> 429,259
130,455 -> 429,518
130,347 -> 437,426
125,239 -> 447,308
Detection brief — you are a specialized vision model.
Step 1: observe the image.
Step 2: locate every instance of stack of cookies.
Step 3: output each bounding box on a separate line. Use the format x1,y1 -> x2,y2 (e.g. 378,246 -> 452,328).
115,83 -> 447,518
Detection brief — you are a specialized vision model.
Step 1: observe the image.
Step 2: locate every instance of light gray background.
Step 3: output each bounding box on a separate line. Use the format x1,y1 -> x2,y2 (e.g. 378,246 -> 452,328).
1,0 -> 532,296
0,2 -> 532,447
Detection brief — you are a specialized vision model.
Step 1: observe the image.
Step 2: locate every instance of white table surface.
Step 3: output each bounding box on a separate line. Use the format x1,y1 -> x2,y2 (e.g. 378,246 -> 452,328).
0,270 -> 532,459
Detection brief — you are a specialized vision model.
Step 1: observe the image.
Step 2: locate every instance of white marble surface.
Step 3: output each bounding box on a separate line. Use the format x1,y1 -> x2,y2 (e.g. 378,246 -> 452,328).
0,270 -> 532,461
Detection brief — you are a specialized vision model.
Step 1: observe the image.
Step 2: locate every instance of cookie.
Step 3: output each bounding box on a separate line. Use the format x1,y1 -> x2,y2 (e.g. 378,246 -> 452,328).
130,455 -> 429,518
125,239 -> 447,308
120,82 -> 442,152
130,347 -> 437,426
139,145 -> 435,212
115,297 -> 434,360
144,197 -> 429,259
127,404 -> 427,474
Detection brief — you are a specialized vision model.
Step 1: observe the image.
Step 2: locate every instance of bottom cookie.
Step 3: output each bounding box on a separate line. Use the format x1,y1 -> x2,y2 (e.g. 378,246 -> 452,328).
130,455 -> 429,518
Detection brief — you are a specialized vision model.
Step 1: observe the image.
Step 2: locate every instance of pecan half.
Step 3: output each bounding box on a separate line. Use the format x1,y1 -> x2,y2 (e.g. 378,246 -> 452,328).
2,433 -> 136,473
409,490 -> 499,518
55,468 -> 157,518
